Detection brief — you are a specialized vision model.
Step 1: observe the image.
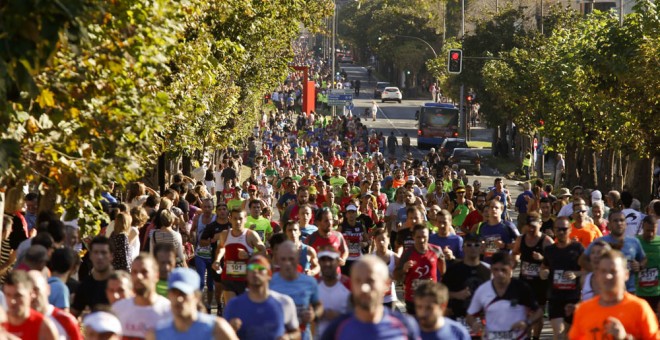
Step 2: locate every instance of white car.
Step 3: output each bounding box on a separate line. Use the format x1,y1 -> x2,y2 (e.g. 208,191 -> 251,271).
381,87 -> 402,103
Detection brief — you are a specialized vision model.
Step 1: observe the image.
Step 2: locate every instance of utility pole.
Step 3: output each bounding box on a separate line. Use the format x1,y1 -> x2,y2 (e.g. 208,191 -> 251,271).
331,0 -> 336,117
619,0 -> 623,26
461,0 -> 466,38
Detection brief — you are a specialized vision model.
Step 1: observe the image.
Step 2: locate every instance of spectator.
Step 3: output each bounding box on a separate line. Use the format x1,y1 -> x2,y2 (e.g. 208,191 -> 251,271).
110,212 -> 132,272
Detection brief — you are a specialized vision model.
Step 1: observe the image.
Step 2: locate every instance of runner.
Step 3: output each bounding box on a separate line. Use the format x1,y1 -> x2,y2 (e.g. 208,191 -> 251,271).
283,221 -> 320,276
569,250 -> 659,339
224,255 -> 299,339
429,209 -> 464,262
270,241 -> 323,340
148,268 -> 237,339
304,208 -> 349,268
321,255 -> 420,339
512,212 -> 554,339
212,209 -> 267,304
203,202 -> 232,315
316,248 -> 351,336
476,199 -> 519,263
372,228 -> 399,309
2,271 -> 59,339
568,198 -> 602,248
414,281 -> 470,340
466,252 -> 543,339
82,311 -> 122,340
192,198 -> 217,310
395,224 -> 446,316
637,215 -> 660,314
539,217 -> 584,339
106,271 -> 133,305
71,236 -> 114,317
112,254 -> 171,339
338,204 -> 369,275
27,270 -> 82,340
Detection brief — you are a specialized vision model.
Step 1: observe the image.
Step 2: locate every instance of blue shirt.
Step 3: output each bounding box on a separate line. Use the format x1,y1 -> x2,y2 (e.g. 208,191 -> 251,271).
478,221 -> 518,263
585,235 -> 646,292
515,191 -> 533,214
300,225 -> 318,242
47,276 -> 70,309
421,318 -> 471,340
270,273 -> 320,340
321,309 -> 420,340
224,293 -> 286,340
155,312 -> 214,338
429,234 -> 464,259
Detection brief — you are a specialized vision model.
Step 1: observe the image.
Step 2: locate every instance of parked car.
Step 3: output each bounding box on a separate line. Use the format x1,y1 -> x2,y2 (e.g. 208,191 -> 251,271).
374,82 -> 390,98
440,138 -> 468,159
340,56 -> 354,64
381,87 -> 402,103
449,148 -> 482,175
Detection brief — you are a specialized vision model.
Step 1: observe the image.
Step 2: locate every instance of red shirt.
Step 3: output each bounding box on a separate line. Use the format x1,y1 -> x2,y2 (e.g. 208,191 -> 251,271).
4,308 -> 45,339
399,245 -> 443,302
50,306 -> 83,340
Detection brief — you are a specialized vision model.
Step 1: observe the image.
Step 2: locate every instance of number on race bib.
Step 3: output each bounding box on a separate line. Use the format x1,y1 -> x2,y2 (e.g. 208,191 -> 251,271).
553,270 -> 576,290
521,261 -> 540,278
485,330 -> 514,340
639,268 -> 659,287
226,261 -> 247,276
348,243 -> 362,258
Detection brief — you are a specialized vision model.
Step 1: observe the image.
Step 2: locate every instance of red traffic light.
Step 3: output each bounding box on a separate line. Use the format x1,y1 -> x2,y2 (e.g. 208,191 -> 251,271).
466,95 -> 473,102
451,52 -> 460,61
539,119 -> 544,126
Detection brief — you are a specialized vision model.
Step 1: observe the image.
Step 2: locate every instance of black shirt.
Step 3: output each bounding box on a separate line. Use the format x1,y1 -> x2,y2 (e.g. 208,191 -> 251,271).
221,167 -> 237,182
542,242 -> 584,299
71,275 -> 109,313
395,228 -> 414,253
202,221 -> 231,260
442,260 -> 491,318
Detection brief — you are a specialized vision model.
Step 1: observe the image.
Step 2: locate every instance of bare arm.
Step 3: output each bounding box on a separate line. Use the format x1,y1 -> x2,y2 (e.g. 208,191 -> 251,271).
214,317 -> 239,340
248,230 -> 267,254
39,317 -> 59,340
306,246 -> 320,277
512,235 -> 523,256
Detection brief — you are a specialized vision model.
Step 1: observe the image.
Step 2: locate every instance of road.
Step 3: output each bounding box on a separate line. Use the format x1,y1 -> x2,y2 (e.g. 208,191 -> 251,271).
337,63 -> 555,338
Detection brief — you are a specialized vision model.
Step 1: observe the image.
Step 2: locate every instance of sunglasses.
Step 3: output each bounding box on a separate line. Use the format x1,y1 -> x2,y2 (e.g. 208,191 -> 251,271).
465,243 -> 481,248
575,210 -> 588,214
556,228 -> 570,232
247,263 -> 269,272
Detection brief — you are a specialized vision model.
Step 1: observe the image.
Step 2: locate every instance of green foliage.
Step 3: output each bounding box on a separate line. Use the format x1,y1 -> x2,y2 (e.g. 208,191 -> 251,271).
0,0 -> 332,235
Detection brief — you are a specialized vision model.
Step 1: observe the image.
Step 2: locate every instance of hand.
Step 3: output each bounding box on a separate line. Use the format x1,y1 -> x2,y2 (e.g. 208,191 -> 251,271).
564,304 -> 575,316
455,287 -> 471,300
301,306 -> 315,324
229,318 -> 242,332
237,249 -> 249,260
511,320 -> 529,331
212,262 -> 220,271
604,317 -> 628,339
563,271 -> 577,281
630,260 -> 641,272
495,239 -> 505,249
470,320 -> 483,334
539,268 -> 550,280
338,257 -> 346,266
403,260 -> 417,272
531,251 -> 543,261
443,246 -> 454,260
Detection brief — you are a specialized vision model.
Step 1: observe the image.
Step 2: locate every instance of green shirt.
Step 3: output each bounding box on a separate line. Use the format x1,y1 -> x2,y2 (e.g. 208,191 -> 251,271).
637,236 -> 660,296
227,198 -> 244,211
292,175 -> 302,182
156,280 -> 168,297
381,187 -> 396,202
246,216 -> 272,242
329,176 -> 347,195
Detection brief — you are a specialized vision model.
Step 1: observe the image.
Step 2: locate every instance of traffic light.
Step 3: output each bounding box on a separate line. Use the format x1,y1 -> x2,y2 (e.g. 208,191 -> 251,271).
448,49 -> 462,74
466,94 -> 473,104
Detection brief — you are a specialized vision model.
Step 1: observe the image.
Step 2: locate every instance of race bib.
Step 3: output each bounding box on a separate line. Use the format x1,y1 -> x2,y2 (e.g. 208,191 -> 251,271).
639,268 -> 659,287
485,330 -> 515,340
484,236 -> 501,257
348,243 -> 362,258
226,261 -> 247,276
195,245 -> 212,258
553,270 -> 577,290
521,261 -> 540,278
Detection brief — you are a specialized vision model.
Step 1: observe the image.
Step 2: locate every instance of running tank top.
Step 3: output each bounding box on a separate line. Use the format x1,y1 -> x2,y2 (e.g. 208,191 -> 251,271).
379,251 -> 398,303
195,214 -> 216,259
581,272 -> 595,301
4,308 -> 45,339
155,312 -> 214,338
222,229 -> 253,282
519,234 -> 544,280
298,243 -> 310,272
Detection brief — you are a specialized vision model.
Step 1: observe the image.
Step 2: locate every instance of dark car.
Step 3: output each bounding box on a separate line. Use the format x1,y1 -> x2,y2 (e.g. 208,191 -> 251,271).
374,82 -> 390,99
449,148 -> 482,175
440,138 -> 468,159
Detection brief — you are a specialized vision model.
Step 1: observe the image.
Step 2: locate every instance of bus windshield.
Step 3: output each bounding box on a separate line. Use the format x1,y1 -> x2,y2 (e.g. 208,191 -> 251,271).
421,107 -> 459,126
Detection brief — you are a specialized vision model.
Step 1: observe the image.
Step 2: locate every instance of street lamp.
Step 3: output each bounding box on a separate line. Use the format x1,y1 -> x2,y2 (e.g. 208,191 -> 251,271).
390,34 -> 439,101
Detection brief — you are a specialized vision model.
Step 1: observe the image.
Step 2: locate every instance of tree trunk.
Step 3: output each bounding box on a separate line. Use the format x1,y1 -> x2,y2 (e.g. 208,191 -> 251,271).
624,157 -> 653,206
582,148 -> 597,189
614,150 -> 623,191
182,154 -> 192,177
565,142 -> 579,188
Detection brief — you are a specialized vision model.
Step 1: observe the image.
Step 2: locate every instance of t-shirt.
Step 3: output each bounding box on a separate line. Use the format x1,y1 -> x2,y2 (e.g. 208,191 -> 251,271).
429,234 -> 464,259
112,296 -> 172,339
224,290 -> 299,340
637,235 -> 660,296
568,222 -> 603,248
477,221 -> 518,262
399,245 -> 444,302
270,273 -> 320,340
585,235 -> 645,292
421,318 -> 471,340
71,275 -> 109,313
320,309 -> 420,340
441,261 -> 491,318
246,216 -> 273,242
569,292 -> 659,340
542,242 -> 584,299
47,276 -> 70,309
467,279 -> 539,339
622,208 -> 645,237
317,277 -> 351,336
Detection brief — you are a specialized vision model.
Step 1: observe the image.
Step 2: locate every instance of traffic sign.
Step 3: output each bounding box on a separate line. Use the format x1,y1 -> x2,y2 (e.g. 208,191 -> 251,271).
328,89 -> 353,106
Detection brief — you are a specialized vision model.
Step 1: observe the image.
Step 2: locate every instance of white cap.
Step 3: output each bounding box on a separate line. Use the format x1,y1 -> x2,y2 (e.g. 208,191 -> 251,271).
346,204 -> 358,212
591,190 -> 603,202
83,312 -> 122,335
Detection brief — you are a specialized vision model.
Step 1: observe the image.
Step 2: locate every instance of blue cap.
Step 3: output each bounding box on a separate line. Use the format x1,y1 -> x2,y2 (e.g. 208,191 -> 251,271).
168,268 -> 200,294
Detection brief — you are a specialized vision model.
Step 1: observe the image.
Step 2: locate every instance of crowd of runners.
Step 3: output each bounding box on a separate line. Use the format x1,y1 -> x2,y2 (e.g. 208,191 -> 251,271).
1,54 -> 660,340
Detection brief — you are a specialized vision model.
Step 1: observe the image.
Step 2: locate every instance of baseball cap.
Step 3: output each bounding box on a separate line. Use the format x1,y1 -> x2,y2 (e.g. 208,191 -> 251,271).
248,184 -> 257,191
83,312 -> 122,335
591,190 -> 603,202
317,250 -> 340,259
168,268 -> 200,295
455,186 -> 466,193
346,204 -> 358,212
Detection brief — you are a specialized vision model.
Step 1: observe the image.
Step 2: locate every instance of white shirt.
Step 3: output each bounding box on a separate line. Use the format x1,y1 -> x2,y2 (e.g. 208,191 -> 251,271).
622,208 -> 645,237
317,278 -> 351,336
557,202 -> 574,218
214,170 -> 224,192
112,296 -> 172,339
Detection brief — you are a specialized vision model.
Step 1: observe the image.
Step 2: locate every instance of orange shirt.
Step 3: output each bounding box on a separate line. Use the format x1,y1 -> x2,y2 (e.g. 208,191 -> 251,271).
568,222 -> 603,248
569,292 -> 659,340
392,178 -> 405,188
